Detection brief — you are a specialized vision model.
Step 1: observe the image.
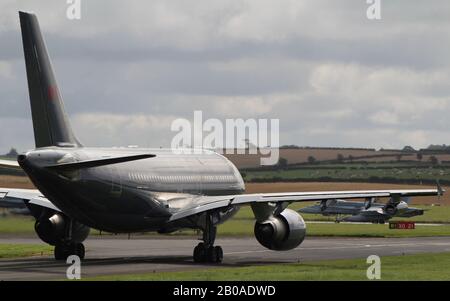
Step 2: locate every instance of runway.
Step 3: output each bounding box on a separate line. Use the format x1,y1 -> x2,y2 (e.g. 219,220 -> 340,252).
1,236 -> 450,280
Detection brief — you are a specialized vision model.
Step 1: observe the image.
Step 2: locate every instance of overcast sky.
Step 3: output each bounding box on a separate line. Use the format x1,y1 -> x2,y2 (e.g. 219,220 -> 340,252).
0,0 -> 449,153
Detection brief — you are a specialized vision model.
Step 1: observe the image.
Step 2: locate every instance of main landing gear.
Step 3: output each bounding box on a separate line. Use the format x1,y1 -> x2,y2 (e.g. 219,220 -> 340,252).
193,213 -> 223,263
54,242 -> 85,260
54,219 -> 85,260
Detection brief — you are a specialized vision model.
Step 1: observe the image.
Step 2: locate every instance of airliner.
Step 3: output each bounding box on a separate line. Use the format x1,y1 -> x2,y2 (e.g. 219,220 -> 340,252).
0,12 -> 442,262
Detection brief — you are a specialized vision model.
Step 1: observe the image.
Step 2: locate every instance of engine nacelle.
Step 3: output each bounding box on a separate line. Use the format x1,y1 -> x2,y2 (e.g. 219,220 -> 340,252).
384,204 -> 398,215
34,213 -> 90,245
254,209 -> 306,251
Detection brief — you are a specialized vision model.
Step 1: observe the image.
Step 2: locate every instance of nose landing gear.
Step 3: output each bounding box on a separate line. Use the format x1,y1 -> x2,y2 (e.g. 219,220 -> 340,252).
193,213 -> 223,263
193,243 -> 223,263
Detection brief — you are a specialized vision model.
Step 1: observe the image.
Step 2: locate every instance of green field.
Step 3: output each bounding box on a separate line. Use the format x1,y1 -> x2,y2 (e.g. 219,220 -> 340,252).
0,216 -> 37,234
87,251 -> 450,280
2,204 -> 450,238
244,162 -> 450,183
0,243 -> 52,258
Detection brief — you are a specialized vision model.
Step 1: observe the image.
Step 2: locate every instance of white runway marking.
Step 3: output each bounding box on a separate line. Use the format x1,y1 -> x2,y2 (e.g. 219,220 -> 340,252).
225,241 -> 450,255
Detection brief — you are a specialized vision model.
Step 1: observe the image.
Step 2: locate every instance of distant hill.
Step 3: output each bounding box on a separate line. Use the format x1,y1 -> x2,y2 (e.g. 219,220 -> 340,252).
223,147 -> 450,169
420,144 -> 450,153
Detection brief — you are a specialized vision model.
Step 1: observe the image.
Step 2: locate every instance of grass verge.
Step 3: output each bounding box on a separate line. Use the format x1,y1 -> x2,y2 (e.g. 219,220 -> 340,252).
0,243 -> 52,258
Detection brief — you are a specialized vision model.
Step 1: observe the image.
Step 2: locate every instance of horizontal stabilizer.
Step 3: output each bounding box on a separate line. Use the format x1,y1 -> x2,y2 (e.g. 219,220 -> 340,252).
0,159 -> 20,170
46,154 -> 155,170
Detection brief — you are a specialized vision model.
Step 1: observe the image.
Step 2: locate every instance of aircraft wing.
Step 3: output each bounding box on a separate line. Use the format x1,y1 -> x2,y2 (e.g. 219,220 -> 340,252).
0,159 -> 20,169
169,188 -> 440,221
0,188 -> 61,212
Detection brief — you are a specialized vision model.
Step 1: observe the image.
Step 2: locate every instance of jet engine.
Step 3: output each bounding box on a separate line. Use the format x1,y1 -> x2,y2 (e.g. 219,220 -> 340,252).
254,209 -> 306,251
384,204 -> 397,215
34,213 -> 90,245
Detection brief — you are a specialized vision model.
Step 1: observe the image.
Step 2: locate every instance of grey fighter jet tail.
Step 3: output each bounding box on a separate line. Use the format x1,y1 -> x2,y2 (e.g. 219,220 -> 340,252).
19,11 -> 81,148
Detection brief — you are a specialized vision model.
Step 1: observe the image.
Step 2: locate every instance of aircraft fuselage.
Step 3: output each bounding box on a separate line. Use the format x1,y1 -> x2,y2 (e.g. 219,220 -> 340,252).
19,147 -> 245,232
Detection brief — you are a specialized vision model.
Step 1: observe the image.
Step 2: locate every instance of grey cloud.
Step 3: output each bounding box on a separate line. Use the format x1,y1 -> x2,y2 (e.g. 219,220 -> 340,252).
1,0 -> 450,153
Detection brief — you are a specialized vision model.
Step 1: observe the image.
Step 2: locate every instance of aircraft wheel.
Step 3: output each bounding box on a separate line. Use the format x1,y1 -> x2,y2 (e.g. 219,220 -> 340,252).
74,243 -> 85,259
214,246 -> 223,263
54,244 -> 66,260
54,242 -> 85,260
205,246 -> 223,263
207,246 -> 217,262
193,243 -> 206,263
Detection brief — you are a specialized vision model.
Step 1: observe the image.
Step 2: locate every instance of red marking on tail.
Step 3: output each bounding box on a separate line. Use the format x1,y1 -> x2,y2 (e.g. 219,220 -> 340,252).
47,86 -> 57,100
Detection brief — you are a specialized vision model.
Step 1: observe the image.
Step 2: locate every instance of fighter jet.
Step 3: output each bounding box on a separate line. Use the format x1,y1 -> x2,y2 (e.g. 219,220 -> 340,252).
299,196 -> 430,224
0,12 -> 443,262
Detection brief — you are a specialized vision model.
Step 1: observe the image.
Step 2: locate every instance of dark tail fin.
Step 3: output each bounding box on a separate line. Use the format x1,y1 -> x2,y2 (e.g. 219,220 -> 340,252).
19,11 -> 81,148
